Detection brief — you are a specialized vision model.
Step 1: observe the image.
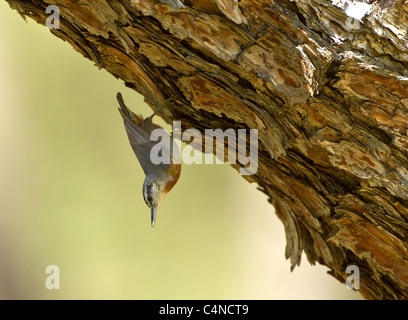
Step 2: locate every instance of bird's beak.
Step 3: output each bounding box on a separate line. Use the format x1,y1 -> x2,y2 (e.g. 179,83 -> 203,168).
151,207 -> 157,229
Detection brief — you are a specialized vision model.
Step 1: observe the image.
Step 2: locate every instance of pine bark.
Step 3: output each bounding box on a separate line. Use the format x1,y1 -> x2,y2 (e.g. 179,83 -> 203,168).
6,0 -> 408,299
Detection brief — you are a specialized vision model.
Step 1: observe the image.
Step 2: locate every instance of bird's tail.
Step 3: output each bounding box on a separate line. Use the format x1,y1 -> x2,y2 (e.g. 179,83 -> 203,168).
117,92 -> 143,125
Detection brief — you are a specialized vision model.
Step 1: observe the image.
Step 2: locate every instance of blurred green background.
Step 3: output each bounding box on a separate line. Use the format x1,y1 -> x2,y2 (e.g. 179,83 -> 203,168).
0,2 -> 360,299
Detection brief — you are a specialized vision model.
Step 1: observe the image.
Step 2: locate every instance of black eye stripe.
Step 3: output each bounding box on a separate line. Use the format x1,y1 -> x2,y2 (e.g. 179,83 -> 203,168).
143,188 -> 153,206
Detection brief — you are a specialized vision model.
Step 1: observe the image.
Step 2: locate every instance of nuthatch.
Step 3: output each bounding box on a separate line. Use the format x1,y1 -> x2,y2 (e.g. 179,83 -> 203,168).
117,92 -> 181,228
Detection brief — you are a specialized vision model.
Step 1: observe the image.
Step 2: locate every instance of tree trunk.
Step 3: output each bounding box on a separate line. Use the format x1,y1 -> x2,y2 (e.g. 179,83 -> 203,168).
6,0 -> 408,299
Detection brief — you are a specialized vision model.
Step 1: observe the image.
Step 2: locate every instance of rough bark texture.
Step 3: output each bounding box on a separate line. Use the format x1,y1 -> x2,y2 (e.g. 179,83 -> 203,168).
6,0 -> 408,299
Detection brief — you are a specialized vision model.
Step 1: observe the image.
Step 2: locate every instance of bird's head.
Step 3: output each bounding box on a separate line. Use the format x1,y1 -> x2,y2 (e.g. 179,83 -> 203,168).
143,175 -> 176,228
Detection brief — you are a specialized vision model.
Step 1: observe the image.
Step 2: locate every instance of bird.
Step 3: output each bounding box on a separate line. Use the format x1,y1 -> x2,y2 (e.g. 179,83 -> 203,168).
116,92 -> 181,228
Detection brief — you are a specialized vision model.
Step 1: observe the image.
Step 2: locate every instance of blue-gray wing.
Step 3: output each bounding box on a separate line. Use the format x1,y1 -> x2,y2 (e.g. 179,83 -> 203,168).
119,108 -> 172,175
